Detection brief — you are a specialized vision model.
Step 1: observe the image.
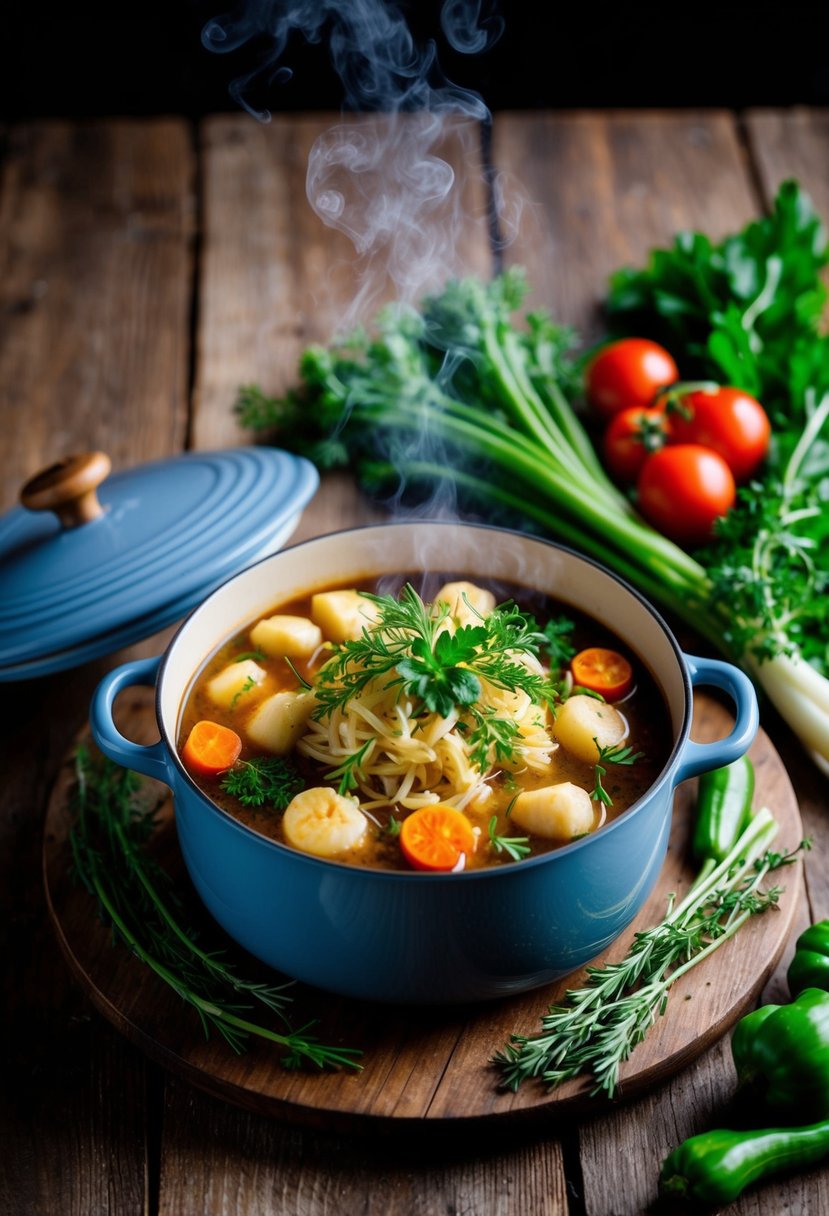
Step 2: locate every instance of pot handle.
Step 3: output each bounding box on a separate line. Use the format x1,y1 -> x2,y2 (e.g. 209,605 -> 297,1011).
673,654 -> 759,784
89,657 -> 171,784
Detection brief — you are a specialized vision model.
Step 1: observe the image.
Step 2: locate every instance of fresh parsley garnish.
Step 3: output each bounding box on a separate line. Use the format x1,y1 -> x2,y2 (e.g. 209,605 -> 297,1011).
488,815 -> 532,862
234,649 -> 266,664
220,757 -> 304,809
312,584 -> 553,723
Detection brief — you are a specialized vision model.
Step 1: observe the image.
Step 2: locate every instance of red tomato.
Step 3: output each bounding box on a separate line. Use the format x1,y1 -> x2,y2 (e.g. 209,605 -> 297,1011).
602,406 -> 670,483
637,445 -> 736,547
662,386 -> 770,482
586,338 -> 679,419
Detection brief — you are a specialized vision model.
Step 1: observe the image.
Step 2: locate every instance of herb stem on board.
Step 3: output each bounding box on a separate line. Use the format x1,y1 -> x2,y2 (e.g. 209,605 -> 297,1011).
493,808 -> 809,1098
69,746 -> 362,1071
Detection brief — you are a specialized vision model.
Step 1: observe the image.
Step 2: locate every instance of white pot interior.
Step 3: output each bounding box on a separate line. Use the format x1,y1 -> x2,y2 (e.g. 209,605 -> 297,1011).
160,523 -> 687,750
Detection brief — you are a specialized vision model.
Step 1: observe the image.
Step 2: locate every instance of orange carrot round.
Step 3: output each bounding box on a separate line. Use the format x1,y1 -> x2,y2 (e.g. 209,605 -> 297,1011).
400,805 -> 476,872
571,647 -> 633,700
181,720 -> 242,779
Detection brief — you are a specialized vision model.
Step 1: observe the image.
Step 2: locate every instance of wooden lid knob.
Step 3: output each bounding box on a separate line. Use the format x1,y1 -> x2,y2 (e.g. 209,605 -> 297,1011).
21,452 -> 112,528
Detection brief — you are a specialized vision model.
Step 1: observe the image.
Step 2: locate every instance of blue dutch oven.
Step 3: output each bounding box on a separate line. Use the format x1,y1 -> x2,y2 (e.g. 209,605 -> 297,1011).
90,522 -> 758,1004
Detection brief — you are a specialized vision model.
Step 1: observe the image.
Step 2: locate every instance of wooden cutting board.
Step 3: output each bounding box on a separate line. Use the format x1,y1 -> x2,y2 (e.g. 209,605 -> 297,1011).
43,689 -> 802,1133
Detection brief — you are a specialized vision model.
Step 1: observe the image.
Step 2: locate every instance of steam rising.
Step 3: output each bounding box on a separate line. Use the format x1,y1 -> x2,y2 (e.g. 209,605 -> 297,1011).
203,0 -> 510,518
203,1 -> 502,313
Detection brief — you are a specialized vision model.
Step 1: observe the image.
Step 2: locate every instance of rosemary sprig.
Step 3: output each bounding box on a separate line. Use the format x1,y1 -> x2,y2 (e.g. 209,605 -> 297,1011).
70,746 -> 362,1071
493,808 -> 807,1097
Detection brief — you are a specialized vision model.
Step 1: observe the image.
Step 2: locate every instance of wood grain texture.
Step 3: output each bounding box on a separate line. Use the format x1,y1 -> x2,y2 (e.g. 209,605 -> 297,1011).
0,120 -> 194,509
158,1080 -> 569,1216
192,112 -> 493,450
491,110 -> 757,339
0,118 -> 195,1216
43,697 -> 801,1132
745,108 -> 829,223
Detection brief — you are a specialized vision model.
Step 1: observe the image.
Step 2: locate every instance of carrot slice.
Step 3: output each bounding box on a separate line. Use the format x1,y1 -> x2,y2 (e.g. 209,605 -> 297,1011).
400,805 -> 476,872
570,647 -> 633,700
182,720 -> 242,778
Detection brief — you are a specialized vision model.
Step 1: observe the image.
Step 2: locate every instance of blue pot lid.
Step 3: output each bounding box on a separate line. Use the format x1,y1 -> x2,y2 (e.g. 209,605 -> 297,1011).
0,447 -> 318,678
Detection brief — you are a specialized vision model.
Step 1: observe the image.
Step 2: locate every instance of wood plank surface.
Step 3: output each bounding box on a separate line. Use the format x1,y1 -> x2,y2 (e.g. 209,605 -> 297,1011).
4,107 -> 828,1216
0,119 -> 195,1215
192,112 -> 493,451
0,120 -> 194,507
492,110 -> 757,340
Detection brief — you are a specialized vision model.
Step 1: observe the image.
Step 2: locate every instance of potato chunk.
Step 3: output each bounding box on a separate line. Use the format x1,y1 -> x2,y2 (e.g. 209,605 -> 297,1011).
283,787 -> 368,857
553,695 -> 627,763
207,659 -> 267,710
245,690 -> 316,754
311,590 -> 380,643
250,614 -> 322,658
435,580 -> 495,628
510,782 -> 595,841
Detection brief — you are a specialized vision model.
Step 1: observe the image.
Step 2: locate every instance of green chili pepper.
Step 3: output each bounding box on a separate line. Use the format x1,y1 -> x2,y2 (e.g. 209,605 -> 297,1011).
788,921 -> 829,997
731,988 -> 829,1122
660,1119 -> 829,1205
691,754 -> 754,865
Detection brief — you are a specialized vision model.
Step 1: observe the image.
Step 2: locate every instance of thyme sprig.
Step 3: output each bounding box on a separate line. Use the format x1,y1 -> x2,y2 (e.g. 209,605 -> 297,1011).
488,815 -> 532,862
70,746 -> 361,1070
591,740 -> 645,807
494,809 -> 808,1097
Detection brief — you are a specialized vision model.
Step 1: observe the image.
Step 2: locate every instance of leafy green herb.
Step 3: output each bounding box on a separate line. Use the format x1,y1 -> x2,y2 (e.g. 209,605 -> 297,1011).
325,739 -> 375,796
284,656 -> 313,690
220,756 -> 304,809
488,815 -> 532,862
70,746 -> 361,1070
312,583 -> 552,723
541,615 -> 576,673
461,707 -> 523,773
234,649 -> 266,664
383,815 -> 402,838
494,810 -> 805,1097
591,741 -> 644,807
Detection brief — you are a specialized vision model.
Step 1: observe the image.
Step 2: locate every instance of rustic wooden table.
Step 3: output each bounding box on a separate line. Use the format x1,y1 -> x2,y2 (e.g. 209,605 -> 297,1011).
2,109 -> 828,1215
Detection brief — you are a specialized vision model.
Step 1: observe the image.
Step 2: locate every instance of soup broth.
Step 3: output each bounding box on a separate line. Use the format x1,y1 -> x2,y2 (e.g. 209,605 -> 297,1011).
178,573 -> 672,871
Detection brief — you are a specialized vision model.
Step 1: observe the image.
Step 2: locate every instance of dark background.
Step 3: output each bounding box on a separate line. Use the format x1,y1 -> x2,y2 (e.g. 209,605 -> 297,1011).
3,2 -> 829,120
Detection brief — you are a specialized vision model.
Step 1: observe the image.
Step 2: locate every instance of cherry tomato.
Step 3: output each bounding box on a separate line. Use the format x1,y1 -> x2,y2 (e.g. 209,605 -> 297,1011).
661,386 -> 770,482
586,338 -> 679,420
637,445 -> 736,547
400,805 -> 476,872
602,406 -> 670,483
571,648 -> 633,700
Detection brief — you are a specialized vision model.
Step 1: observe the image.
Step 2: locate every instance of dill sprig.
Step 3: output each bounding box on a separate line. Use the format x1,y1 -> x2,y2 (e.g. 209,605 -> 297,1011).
69,745 -> 362,1070
493,808 -> 808,1097
313,583 -> 554,722
220,756 -> 304,809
